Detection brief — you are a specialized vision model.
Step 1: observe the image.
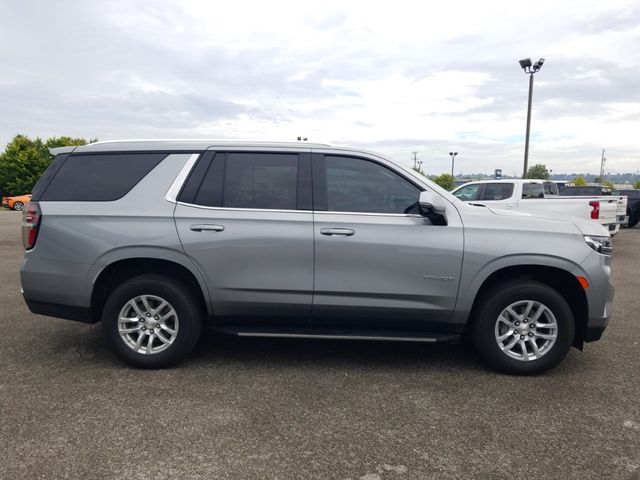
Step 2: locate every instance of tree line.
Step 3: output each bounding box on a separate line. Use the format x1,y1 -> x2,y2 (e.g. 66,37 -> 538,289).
0,135 -> 95,196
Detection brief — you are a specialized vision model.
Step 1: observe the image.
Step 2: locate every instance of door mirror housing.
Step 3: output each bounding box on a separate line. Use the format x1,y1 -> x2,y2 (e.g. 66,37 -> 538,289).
419,191 -> 448,216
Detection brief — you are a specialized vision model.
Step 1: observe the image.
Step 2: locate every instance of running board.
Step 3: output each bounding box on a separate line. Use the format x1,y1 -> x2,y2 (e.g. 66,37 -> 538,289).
214,327 -> 460,344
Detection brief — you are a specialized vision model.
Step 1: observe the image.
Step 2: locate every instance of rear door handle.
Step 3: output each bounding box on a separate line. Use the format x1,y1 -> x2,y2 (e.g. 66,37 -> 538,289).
320,228 -> 355,237
190,224 -> 224,232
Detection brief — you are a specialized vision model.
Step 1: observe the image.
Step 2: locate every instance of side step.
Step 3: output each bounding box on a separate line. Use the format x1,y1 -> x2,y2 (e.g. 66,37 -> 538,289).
213,326 -> 460,344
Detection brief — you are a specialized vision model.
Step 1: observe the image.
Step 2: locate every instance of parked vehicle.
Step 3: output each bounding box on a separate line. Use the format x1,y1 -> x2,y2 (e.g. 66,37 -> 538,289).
451,179 -> 625,234
558,185 -> 628,233
2,193 -> 32,211
611,189 -> 640,228
21,141 -> 614,375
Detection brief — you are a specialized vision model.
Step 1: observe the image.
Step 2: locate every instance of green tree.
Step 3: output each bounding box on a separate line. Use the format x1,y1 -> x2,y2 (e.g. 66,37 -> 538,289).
0,135 -> 92,196
603,180 -> 615,189
433,173 -> 455,191
634,180 -> 640,190
526,164 -> 550,180
573,176 -> 587,186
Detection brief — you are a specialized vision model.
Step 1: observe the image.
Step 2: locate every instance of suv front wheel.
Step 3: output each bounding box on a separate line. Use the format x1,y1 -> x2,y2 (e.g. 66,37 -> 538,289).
102,274 -> 203,368
472,280 -> 575,375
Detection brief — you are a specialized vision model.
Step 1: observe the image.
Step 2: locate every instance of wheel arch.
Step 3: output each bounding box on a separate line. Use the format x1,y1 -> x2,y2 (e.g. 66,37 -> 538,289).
464,264 -> 589,348
90,257 -> 211,321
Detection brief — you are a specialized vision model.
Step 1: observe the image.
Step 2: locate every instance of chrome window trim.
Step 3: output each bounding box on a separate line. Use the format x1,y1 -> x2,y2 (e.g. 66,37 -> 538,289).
174,201 -> 420,218
165,153 -> 200,203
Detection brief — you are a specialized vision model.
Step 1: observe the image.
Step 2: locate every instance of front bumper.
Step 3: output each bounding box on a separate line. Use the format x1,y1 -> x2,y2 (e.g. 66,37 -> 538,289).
585,282 -> 614,342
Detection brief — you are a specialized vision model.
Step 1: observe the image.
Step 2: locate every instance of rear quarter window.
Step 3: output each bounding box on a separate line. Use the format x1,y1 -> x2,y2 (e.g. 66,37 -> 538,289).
522,183 -> 544,199
40,153 -> 167,201
481,183 -> 514,200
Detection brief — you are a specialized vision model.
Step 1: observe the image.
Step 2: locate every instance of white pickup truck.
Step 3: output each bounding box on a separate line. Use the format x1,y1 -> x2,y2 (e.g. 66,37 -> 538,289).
451,179 -> 627,235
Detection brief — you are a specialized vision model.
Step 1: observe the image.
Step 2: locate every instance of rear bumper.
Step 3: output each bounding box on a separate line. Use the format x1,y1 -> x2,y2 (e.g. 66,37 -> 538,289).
23,296 -> 97,324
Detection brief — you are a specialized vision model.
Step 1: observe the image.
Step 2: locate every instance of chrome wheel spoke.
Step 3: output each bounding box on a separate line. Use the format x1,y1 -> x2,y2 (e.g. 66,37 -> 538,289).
498,315 -> 515,329
119,326 -> 141,334
495,300 -> 558,362
505,306 -> 521,321
497,329 -> 514,341
522,301 -> 534,318
152,300 -> 168,315
519,340 -> 529,360
130,300 -> 146,318
118,295 -> 179,355
536,332 -> 556,340
146,334 -> 154,354
160,324 -> 176,335
503,336 -> 519,350
156,330 -> 171,345
529,338 -> 541,358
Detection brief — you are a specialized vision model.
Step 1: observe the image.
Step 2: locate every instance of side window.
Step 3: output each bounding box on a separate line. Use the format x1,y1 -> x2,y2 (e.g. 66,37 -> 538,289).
543,182 -> 558,195
453,184 -> 482,201
522,183 -> 544,199
40,153 -> 167,201
322,156 -> 421,214
193,152 -> 299,210
481,183 -> 513,201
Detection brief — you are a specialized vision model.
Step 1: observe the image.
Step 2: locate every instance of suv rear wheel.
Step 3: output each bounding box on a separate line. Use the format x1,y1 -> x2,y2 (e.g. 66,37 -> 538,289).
472,280 -> 574,375
102,274 -> 203,368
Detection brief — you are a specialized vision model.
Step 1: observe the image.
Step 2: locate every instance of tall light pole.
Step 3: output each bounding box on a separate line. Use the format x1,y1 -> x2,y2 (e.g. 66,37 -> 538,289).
449,152 -> 458,177
599,149 -> 606,185
519,57 -> 545,178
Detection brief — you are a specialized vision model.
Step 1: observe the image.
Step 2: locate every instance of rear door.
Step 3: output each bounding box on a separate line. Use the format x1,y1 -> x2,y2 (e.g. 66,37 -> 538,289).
311,152 -> 464,330
174,149 -> 314,322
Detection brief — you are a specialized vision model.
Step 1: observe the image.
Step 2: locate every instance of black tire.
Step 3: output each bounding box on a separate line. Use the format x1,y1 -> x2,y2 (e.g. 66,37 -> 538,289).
472,280 -> 574,375
13,201 -> 24,211
628,214 -> 640,228
102,274 -> 203,368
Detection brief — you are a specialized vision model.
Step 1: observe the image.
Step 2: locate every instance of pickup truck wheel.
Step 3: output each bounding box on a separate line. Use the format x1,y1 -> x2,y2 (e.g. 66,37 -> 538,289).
102,274 -> 203,368
472,280 -> 574,375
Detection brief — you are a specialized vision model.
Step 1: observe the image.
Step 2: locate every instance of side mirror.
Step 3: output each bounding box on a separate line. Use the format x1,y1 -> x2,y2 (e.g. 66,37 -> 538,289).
419,191 -> 448,216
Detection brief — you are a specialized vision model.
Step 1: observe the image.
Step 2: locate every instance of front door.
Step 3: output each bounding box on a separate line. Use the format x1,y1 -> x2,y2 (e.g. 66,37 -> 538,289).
311,154 -> 464,331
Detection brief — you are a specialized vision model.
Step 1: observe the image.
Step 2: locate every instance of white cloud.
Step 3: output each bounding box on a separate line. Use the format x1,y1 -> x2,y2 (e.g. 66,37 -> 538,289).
0,0 -> 639,173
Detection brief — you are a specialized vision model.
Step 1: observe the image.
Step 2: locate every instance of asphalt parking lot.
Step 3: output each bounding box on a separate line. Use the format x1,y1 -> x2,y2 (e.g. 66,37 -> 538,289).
0,210 -> 639,479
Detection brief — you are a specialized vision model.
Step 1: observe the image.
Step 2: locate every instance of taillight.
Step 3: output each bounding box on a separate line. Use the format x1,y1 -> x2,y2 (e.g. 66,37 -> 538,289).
22,202 -> 41,250
589,201 -> 600,220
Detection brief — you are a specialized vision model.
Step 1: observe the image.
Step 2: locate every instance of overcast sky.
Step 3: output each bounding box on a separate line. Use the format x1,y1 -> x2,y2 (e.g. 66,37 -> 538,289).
1,0 -> 638,174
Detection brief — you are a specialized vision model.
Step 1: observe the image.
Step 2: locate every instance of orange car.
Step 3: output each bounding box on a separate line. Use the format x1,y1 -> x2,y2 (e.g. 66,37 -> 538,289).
1,194 -> 32,211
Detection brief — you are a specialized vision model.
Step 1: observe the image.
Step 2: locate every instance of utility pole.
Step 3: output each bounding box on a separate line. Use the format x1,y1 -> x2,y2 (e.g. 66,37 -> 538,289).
412,151 -> 418,170
599,149 -> 606,185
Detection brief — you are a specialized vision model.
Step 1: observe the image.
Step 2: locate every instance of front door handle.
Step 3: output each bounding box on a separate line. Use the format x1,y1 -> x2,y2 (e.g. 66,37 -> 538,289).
190,224 -> 225,232
320,228 -> 355,237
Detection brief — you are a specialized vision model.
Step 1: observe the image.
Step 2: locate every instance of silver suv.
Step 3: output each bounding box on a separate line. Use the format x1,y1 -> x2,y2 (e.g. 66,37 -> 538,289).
20,141 -> 614,374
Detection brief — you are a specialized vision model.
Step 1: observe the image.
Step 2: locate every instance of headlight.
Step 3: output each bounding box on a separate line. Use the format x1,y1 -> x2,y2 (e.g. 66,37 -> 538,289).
584,235 -> 612,255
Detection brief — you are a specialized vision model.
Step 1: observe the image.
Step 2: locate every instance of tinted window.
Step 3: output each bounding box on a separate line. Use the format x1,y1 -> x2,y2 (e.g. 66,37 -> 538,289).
543,182 -> 559,195
453,184 -> 482,201
193,153 -> 299,210
41,153 -> 166,201
223,153 -> 298,209
481,183 -> 513,201
522,183 -> 544,199
323,156 -> 420,213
